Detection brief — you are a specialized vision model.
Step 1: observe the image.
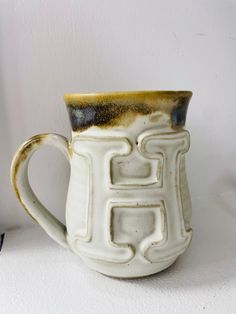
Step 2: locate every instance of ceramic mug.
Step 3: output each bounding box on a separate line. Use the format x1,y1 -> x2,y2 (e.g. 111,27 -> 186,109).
11,91 -> 193,278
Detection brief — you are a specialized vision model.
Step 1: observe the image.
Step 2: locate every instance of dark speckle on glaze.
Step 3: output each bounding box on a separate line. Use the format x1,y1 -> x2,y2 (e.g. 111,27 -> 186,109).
69,106 -> 97,130
171,97 -> 189,128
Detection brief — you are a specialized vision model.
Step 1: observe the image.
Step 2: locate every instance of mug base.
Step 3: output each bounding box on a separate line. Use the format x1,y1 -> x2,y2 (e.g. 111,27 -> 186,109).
81,256 -> 177,279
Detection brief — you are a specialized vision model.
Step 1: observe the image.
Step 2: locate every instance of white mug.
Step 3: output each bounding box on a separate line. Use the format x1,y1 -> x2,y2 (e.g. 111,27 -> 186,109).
11,91 -> 193,278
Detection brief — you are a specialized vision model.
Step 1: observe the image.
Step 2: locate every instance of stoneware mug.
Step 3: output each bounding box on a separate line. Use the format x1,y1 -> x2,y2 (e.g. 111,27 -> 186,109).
11,91 -> 193,278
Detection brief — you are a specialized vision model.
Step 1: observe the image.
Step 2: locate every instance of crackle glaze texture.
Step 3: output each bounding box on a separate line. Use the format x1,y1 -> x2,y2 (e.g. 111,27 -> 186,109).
11,91 -> 192,278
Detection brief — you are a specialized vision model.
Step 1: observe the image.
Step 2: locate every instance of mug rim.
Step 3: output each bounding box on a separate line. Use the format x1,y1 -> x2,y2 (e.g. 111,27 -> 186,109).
64,90 -> 192,105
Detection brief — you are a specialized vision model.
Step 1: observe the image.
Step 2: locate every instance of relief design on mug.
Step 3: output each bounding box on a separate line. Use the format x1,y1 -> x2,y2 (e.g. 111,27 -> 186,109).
67,130 -> 192,264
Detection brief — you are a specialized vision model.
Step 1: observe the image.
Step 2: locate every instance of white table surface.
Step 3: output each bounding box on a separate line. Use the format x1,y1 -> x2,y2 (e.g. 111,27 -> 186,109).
1,195 -> 235,314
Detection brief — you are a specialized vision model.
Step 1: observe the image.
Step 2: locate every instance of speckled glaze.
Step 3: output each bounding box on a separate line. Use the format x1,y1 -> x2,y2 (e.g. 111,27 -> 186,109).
11,90 -> 193,278
64,91 -> 190,131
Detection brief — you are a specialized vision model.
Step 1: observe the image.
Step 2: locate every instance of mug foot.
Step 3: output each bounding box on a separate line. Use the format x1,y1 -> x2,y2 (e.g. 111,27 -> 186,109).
81,256 -> 177,279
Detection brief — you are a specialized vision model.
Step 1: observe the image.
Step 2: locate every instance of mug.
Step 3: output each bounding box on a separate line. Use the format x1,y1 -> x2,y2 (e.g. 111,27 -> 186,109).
11,91 -> 193,278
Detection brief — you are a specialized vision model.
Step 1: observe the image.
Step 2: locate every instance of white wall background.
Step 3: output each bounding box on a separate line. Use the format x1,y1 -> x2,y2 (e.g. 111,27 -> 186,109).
0,0 -> 236,230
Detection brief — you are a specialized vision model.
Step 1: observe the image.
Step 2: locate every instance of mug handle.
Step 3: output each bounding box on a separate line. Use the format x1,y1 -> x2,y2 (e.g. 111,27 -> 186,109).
10,133 -> 71,248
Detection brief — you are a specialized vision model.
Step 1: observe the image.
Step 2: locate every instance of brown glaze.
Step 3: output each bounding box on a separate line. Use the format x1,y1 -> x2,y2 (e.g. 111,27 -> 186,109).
11,134 -> 46,221
64,91 -> 192,132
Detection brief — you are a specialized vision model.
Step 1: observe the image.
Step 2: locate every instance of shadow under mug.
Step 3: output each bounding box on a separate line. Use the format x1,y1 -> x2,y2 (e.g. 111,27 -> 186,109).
11,90 -> 193,278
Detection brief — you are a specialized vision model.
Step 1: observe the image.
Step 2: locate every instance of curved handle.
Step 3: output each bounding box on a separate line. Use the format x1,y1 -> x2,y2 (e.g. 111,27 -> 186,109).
10,133 -> 71,248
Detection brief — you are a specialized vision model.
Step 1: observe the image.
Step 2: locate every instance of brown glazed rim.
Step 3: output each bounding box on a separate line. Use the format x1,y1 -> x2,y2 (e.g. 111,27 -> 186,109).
64,90 -> 192,105
64,90 -> 193,131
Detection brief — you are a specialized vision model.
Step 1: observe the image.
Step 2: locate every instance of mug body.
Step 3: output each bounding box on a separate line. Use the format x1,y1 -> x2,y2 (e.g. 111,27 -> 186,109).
65,91 -> 192,278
